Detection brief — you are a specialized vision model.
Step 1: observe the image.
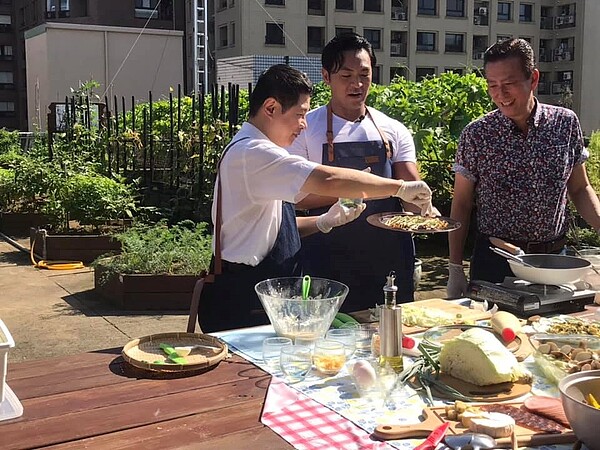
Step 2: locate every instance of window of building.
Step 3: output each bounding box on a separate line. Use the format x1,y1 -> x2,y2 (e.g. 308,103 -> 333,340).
0,101 -> 15,117
418,0 -> 436,16
336,27 -> 354,36
308,26 -> 325,53
59,0 -> 69,17
446,0 -> 464,17
230,22 -> 236,46
0,14 -> 11,31
364,0 -> 382,12
519,36 -> 532,43
445,67 -> 464,75
372,65 -> 381,84
519,3 -> 533,22
336,0 -> 354,11
417,32 -> 436,52
217,0 -> 228,11
416,67 -> 436,80
219,25 -> 228,48
308,0 -> 325,15
445,33 -> 464,53
364,29 -> 381,50
265,0 -> 285,5
390,66 -> 407,81
497,35 -> 512,42
266,22 -> 285,45
0,45 -> 13,60
0,71 -> 13,89
135,0 -> 158,19
498,2 -> 512,21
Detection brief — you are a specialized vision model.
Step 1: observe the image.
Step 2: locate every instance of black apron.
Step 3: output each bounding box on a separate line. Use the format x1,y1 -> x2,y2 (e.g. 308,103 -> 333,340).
198,138 -> 302,333
301,105 -> 415,312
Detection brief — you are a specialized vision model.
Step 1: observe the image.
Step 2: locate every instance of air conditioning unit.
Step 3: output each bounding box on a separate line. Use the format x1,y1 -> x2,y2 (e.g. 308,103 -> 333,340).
567,15 -> 575,24
563,72 -> 572,80
478,7 -> 488,16
473,16 -> 481,25
555,16 -> 564,26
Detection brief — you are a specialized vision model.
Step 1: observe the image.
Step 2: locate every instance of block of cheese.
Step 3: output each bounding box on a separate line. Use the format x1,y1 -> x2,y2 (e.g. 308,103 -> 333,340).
439,328 -> 529,386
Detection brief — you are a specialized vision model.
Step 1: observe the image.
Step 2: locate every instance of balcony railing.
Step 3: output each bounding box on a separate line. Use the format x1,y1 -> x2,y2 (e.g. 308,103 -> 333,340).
473,14 -> 489,26
537,81 -> 550,95
540,17 -> 554,29
554,47 -> 574,62
472,50 -> 486,60
551,81 -> 572,95
390,42 -> 407,57
555,14 -> 576,29
538,48 -> 553,62
391,7 -> 408,21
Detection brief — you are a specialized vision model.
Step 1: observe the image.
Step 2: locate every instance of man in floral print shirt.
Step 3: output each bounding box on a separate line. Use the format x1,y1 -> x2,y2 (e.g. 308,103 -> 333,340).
447,38 -> 600,298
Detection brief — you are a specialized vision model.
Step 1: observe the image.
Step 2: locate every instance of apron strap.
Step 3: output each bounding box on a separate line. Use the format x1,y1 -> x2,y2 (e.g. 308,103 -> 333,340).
326,103 -> 392,163
213,136 -> 251,275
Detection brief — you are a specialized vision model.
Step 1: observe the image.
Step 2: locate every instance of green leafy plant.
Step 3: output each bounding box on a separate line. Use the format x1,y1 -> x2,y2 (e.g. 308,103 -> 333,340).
0,129 -> 22,154
58,173 -> 137,229
93,220 -> 212,276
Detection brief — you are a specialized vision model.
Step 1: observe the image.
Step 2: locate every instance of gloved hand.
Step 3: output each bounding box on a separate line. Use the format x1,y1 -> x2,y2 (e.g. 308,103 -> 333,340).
447,262 -> 468,299
316,201 -> 367,233
421,203 -> 441,217
394,181 -> 432,213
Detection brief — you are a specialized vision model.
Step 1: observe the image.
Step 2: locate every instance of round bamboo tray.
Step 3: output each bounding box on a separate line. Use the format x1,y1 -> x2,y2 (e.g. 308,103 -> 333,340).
122,332 -> 228,372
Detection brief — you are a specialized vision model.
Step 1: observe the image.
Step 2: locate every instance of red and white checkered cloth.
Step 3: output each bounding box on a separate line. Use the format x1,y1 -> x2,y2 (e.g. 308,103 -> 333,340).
261,377 -> 392,450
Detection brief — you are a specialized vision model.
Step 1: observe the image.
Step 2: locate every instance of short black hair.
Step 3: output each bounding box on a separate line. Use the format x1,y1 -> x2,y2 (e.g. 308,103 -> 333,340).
321,33 -> 377,74
249,64 -> 313,117
484,38 -> 536,78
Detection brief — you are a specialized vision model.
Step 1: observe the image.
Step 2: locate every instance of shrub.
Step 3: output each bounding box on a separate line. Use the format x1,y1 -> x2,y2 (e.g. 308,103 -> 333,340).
93,220 -> 212,276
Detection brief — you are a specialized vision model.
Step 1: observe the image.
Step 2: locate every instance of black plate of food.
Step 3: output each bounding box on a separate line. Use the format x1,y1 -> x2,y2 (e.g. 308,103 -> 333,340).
366,212 -> 461,233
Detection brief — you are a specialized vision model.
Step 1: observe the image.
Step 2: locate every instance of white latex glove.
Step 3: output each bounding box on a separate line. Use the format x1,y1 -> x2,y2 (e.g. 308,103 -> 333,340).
316,202 -> 367,233
421,204 -> 441,217
394,181 -> 432,213
447,262 -> 468,299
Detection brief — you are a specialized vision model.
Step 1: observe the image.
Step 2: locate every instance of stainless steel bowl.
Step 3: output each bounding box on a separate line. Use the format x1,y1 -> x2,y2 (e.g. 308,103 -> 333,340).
559,369 -> 600,449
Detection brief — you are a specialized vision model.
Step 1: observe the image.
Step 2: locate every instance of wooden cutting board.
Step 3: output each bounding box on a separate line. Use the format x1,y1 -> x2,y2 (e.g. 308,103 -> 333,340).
403,298 -> 493,335
373,403 -> 576,447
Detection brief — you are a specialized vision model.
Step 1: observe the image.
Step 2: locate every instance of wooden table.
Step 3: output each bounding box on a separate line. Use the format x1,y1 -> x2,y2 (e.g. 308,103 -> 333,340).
0,349 -> 293,450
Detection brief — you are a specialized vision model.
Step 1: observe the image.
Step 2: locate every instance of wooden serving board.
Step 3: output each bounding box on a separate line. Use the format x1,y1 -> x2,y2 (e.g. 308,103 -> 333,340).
403,298 -> 493,335
431,374 -> 532,402
373,403 -> 576,447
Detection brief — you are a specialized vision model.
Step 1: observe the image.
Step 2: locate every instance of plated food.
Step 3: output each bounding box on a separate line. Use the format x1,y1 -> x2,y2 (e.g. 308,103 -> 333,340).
366,212 -> 461,233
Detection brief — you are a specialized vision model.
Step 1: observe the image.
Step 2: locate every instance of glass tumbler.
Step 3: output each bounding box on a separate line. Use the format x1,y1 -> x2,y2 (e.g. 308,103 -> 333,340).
326,327 -> 357,358
280,345 -> 312,383
262,337 -> 292,372
354,323 -> 378,357
313,339 -> 346,376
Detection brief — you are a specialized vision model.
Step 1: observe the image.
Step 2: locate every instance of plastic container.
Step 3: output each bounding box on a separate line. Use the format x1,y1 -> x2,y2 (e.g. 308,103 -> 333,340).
0,318 -> 23,422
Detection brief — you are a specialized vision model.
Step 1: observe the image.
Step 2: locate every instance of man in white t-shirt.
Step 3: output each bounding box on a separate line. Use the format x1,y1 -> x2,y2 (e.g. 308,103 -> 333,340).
288,33 -> 428,311
198,64 -> 434,332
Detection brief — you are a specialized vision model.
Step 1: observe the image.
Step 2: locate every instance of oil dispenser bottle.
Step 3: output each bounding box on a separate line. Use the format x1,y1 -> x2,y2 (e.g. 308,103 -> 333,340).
378,271 -> 404,373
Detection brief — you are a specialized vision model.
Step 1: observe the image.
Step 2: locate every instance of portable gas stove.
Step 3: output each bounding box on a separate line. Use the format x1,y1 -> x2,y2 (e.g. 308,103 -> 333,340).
469,277 -> 596,318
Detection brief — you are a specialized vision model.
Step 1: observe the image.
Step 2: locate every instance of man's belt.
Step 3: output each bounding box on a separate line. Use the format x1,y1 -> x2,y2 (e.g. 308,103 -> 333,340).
503,235 -> 568,254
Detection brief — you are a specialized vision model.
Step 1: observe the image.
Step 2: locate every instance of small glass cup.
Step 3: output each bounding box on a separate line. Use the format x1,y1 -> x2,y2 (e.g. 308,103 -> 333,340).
313,339 -> 346,376
262,337 -> 292,372
326,327 -> 357,358
338,198 -> 364,210
354,323 -> 378,357
294,336 -> 317,351
280,345 -> 313,383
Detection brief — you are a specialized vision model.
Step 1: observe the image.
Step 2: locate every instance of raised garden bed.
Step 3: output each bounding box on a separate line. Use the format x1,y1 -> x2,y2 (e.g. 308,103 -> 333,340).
94,265 -> 203,310
30,228 -> 121,264
0,213 -> 48,236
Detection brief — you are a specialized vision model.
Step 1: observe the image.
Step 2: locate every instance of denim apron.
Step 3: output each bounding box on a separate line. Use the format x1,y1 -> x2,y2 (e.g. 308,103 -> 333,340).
198,138 -> 302,332
301,105 -> 415,312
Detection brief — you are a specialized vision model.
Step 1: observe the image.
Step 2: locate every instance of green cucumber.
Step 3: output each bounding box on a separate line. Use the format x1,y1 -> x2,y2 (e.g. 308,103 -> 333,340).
331,318 -> 345,328
159,343 -> 187,364
335,312 -> 359,324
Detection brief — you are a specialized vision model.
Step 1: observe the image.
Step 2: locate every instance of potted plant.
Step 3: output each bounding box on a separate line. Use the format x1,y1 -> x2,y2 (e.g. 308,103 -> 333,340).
93,220 -> 212,310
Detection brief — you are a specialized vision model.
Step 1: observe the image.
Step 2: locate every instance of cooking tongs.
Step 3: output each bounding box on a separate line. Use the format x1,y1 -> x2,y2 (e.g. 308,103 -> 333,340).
489,246 -> 536,268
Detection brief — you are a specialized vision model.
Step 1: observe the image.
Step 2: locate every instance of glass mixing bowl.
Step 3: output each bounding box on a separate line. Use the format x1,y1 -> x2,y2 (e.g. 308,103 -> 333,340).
255,277 -> 349,340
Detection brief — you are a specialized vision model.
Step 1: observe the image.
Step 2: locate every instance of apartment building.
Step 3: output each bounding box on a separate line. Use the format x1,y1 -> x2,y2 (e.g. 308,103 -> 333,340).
214,0 -> 600,134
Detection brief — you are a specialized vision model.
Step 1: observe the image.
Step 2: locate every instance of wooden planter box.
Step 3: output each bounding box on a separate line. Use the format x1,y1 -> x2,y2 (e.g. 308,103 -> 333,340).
30,228 -> 121,264
94,265 -> 203,310
0,213 -> 48,236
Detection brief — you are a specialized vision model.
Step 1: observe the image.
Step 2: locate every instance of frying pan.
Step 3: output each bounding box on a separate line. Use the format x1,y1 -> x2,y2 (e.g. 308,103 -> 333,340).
489,237 -> 592,285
